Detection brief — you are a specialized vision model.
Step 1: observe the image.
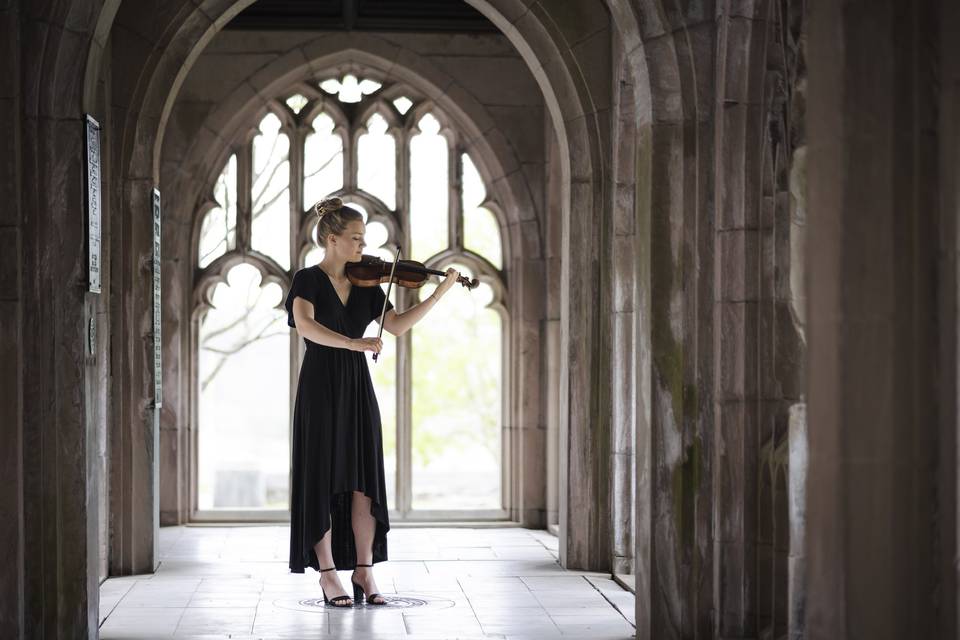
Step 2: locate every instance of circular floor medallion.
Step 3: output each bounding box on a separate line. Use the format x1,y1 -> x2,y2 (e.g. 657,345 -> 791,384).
274,593 -> 455,612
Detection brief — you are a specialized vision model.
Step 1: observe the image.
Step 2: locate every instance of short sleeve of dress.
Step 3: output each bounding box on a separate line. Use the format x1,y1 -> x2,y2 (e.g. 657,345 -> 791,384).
369,283 -> 394,324
285,269 -> 316,328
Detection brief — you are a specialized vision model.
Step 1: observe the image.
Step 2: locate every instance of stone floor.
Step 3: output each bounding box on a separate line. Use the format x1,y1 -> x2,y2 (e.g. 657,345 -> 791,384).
98,525 -> 636,639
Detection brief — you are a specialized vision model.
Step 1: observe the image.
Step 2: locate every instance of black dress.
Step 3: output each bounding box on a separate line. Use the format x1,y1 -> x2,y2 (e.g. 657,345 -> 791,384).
285,264 -> 394,573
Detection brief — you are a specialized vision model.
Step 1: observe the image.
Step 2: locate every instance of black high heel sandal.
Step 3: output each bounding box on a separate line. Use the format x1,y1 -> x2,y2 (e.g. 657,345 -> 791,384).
319,567 -> 353,607
351,563 -> 387,605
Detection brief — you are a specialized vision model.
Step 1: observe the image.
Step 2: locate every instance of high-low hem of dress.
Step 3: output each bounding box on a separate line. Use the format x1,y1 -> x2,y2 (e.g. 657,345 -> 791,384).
290,487 -> 390,574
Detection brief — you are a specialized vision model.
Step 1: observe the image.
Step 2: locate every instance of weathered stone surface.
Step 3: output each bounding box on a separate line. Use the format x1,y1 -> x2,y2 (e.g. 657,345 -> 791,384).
612,182 -> 636,236
611,234 -> 635,312
717,228 -> 759,302
0,299 -> 20,628
180,53 -> 280,103
0,11 -> 16,101
486,105 -> 545,163
717,15 -> 762,105
520,424 -> 546,516
0,227 -> 17,299
434,55 -> 541,107
611,311 -> 635,456
570,27 -> 614,114
787,402 -> 807,640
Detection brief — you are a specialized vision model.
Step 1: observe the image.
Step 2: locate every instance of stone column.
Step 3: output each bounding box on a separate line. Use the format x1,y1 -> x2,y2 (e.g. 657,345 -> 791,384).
609,34 -> 639,578
0,2 -> 24,635
551,9 -> 615,573
805,1 -> 951,637
609,2 -> 717,635
0,1 -> 104,637
713,6 -> 763,635
787,403 -> 807,640
544,111 -> 562,532
937,1 -> 960,637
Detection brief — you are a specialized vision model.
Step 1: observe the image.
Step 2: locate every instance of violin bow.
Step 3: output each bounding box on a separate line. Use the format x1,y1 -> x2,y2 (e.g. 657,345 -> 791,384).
373,247 -> 401,363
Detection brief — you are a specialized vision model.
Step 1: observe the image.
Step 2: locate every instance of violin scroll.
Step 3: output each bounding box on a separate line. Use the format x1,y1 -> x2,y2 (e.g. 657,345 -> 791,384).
458,274 -> 480,290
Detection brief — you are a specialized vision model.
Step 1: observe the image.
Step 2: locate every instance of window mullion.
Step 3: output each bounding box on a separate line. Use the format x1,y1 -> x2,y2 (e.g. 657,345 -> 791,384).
289,125 -> 306,267
237,140 -> 253,251
344,123 -> 357,192
448,134 -> 462,252
394,122 -> 405,223
288,125 -> 307,512
397,124 -> 413,517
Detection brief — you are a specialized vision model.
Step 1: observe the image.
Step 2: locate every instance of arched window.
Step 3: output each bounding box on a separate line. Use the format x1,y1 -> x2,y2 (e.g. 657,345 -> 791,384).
192,69 -> 507,521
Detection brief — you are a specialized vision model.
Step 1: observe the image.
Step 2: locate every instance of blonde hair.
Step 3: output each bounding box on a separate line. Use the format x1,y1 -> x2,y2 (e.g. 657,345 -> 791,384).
312,197 -> 364,248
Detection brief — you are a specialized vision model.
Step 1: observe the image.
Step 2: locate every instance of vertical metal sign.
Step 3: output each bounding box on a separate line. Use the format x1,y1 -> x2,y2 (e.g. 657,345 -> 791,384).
84,114 -> 102,293
152,188 -> 162,408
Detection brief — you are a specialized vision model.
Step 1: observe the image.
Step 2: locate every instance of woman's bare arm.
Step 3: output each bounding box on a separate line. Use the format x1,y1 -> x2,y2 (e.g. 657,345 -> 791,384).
381,293 -> 439,336
292,297 -> 353,348
380,268 -> 460,336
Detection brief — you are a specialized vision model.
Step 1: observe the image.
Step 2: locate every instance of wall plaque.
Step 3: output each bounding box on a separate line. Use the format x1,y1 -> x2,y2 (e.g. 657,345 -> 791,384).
84,114 -> 102,293
152,188 -> 162,408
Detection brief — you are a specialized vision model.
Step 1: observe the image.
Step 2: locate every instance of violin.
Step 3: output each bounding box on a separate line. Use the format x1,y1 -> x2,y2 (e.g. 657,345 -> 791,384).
345,252 -> 479,362
345,254 -> 479,290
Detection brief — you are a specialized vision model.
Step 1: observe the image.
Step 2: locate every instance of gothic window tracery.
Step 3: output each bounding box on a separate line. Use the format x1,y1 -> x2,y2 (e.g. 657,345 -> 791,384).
192,68 -> 507,519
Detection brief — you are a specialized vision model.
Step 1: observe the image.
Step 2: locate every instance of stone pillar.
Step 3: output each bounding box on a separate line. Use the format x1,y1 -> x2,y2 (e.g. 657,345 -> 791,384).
787,403 -> 807,640
544,111 -> 562,531
713,6 -> 762,634
108,174 -> 160,575
0,2 -> 104,637
511,249 -> 547,527
84,22 -> 117,585
937,1 -> 960,637
0,2 -> 24,635
646,18 -> 717,640
609,34 -> 639,578
805,1 -> 951,637
610,2 -> 717,635
106,0 -> 181,574
553,12 -> 615,573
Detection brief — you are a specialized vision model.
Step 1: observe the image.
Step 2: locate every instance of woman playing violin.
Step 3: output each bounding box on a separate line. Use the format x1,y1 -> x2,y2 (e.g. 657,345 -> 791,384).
284,196 -> 459,607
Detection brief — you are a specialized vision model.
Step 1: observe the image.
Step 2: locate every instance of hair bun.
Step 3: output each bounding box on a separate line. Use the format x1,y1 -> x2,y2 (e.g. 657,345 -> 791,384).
314,197 -> 343,218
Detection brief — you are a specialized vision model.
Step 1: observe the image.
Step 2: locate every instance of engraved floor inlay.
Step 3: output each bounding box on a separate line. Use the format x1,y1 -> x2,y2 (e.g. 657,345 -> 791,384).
284,593 -> 454,611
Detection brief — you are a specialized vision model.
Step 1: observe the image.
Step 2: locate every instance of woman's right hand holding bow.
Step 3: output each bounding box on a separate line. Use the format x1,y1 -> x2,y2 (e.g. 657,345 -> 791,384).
350,337 -> 383,354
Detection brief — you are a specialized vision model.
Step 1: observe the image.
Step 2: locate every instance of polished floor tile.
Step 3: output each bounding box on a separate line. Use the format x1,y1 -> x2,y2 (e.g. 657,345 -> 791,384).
99,525 -> 635,639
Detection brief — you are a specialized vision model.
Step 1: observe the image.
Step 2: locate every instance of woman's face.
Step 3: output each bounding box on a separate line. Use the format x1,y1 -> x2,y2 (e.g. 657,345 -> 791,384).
329,219 -> 366,262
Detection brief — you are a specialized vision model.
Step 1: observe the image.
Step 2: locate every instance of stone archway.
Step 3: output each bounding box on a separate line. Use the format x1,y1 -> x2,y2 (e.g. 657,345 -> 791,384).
158,35 -> 544,529
1,0 -> 694,635
95,0 -> 635,583
77,0 -> 627,585
51,0 -> 686,636
467,0 -> 620,577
